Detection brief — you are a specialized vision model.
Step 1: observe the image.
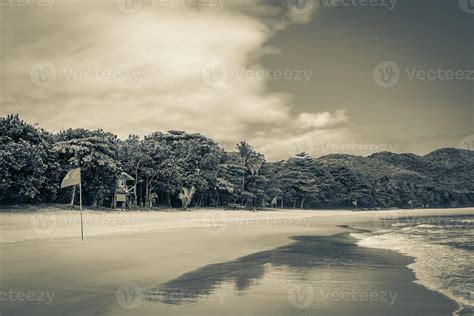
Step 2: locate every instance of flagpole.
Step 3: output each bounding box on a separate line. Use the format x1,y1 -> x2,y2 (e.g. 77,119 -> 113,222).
60,167 -> 83,241
70,185 -> 76,206
79,183 -> 84,241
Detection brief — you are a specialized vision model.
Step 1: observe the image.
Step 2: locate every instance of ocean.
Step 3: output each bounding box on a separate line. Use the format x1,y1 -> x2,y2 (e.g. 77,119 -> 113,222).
352,215 -> 474,316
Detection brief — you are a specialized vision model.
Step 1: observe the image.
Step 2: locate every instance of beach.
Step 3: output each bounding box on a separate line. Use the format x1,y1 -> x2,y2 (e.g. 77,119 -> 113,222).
1,207 -> 473,315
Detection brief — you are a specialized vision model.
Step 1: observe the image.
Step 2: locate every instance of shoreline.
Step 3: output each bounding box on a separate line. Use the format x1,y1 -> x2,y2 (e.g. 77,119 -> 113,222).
347,230 -> 461,316
348,218 -> 474,316
349,229 -> 462,316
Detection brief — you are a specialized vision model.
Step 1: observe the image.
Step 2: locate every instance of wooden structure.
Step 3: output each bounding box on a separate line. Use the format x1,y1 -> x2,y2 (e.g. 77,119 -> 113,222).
113,172 -> 135,209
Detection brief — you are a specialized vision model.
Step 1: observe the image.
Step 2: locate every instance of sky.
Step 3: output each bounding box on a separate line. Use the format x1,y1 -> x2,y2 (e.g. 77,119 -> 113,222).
0,0 -> 473,160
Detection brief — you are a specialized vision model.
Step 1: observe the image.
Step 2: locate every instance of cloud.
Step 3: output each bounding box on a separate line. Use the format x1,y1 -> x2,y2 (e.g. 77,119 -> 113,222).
297,110 -> 348,129
1,0 -> 346,160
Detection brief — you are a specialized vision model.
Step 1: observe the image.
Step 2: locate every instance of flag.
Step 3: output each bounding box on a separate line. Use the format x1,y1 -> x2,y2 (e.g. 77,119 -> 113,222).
271,196 -> 278,205
61,168 -> 81,188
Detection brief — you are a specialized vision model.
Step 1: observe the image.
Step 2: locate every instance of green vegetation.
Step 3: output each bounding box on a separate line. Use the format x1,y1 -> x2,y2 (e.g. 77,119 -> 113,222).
1,114 -> 473,209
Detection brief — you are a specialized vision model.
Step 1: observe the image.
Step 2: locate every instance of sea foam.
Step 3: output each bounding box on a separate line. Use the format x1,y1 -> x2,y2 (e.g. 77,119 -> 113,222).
354,218 -> 474,316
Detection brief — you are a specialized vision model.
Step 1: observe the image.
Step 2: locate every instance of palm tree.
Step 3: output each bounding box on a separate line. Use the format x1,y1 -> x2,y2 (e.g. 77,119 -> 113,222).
179,186 -> 196,210
247,152 -> 263,176
236,141 -> 264,207
236,141 -> 252,191
237,141 -> 253,167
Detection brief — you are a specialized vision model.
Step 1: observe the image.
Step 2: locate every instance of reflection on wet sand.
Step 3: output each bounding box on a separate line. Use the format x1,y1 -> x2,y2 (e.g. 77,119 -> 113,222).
146,234 -> 400,305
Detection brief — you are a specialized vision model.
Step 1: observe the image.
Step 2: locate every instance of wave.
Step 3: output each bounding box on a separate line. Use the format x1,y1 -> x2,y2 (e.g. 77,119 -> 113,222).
354,230 -> 474,315
391,223 -> 409,227
415,224 -> 438,228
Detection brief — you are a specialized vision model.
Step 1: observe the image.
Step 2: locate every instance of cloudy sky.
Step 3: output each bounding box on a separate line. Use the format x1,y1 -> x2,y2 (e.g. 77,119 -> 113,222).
0,0 -> 473,160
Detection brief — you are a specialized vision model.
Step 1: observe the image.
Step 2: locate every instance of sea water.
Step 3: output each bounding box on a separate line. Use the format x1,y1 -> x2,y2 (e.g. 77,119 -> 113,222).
353,215 -> 474,316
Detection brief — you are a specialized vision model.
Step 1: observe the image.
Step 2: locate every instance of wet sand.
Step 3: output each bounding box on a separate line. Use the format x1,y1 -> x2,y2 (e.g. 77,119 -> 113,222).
141,233 -> 458,316
1,207 -> 473,315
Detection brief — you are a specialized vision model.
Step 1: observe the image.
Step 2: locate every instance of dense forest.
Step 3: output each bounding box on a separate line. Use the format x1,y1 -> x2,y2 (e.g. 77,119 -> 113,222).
1,114 -> 473,210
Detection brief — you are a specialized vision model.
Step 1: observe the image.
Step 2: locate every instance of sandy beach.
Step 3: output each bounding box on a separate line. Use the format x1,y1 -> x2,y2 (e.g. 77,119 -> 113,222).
1,207 -> 473,315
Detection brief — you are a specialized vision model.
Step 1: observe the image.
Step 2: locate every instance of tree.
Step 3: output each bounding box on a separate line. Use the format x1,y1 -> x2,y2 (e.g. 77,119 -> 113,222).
179,186 -> 196,210
54,129 -> 120,207
215,152 -> 242,207
235,141 -> 265,207
278,153 -> 320,208
140,133 -> 174,208
0,115 -> 60,203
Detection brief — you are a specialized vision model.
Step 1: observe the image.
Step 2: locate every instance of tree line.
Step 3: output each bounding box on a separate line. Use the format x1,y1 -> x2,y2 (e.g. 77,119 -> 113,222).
1,114 -> 473,210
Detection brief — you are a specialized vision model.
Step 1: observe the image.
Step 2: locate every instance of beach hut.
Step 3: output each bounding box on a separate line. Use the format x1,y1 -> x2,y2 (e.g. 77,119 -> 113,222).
113,172 -> 135,209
